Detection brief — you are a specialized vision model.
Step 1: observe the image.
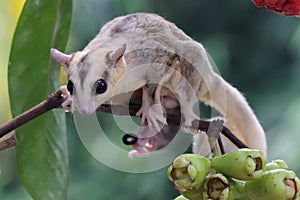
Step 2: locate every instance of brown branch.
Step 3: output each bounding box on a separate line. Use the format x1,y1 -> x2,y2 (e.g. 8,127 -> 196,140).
221,126 -> 248,149
97,104 -> 249,149
0,90 -> 65,139
0,90 -> 248,151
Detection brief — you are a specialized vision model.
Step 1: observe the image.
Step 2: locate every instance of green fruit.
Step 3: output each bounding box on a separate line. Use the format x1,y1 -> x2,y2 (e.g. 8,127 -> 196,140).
211,149 -> 266,180
265,159 -> 288,171
204,173 -> 229,200
227,179 -> 248,200
246,169 -> 300,200
167,154 -> 210,190
180,186 -> 204,200
174,195 -> 189,200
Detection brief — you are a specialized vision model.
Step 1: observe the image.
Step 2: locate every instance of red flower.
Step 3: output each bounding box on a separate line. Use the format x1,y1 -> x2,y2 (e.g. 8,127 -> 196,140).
252,0 -> 300,16
283,0 -> 300,16
253,0 -> 265,7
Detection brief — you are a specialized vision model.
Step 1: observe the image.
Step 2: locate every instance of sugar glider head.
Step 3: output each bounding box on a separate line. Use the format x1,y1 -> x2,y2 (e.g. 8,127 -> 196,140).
51,44 -> 127,115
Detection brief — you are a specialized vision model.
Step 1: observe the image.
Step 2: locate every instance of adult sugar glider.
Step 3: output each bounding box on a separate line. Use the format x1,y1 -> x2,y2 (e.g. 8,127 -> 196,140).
51,13 -> 266,156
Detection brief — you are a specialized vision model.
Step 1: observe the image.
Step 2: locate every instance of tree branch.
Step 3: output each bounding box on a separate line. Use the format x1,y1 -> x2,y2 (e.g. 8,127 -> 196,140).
0,90 -> 249,151
0,90 -> 65,139
97,103 -> 249,149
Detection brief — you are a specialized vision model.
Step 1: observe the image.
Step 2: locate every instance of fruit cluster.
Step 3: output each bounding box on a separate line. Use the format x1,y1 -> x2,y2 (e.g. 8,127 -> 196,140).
167,149 -> 300,200
252,0 -> 300,16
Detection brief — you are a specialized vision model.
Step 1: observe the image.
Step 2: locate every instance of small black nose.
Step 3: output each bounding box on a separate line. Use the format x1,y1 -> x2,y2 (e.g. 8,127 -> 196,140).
122,134 -> 138,145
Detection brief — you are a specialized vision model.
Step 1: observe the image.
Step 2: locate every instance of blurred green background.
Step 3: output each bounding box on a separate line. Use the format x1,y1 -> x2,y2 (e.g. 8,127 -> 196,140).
1,0 -> 300,199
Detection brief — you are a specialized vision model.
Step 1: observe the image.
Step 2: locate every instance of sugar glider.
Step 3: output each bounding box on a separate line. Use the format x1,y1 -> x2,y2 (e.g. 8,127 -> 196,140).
51,13 -> 267,156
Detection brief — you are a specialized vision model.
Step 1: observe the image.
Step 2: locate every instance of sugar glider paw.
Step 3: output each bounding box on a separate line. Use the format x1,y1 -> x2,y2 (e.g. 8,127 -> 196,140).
181,112 -> 200,134
148,104 -> 167,130
183,112 -> 200,127
123,131 -> 155,159
128,150 -> 150,159
60,85 -> 73,112
136,101 -> 150,125
136,103 -> 167,131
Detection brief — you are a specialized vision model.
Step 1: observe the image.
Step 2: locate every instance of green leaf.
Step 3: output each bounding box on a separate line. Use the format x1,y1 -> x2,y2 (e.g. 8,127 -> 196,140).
8,0 -> 72,199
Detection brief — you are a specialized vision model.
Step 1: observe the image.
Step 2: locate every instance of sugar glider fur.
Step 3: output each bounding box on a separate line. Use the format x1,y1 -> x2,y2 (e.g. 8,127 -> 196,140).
51,13 -> 267,156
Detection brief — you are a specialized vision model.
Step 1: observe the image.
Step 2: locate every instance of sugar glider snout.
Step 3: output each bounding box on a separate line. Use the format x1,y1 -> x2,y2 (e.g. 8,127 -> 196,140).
78,106 -> 91,116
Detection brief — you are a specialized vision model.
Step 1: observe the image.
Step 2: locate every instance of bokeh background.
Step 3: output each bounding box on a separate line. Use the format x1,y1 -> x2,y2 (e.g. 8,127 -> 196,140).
1,0 -> 300,199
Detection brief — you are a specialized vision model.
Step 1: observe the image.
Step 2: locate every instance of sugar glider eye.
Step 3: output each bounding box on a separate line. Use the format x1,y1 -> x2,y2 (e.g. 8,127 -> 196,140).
95,79 -> 107,94
67,80 -> 74,95
122,134 -> 138,145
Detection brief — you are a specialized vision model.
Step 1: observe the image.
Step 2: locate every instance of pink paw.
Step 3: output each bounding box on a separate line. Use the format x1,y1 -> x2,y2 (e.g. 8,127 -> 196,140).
135,103 -> 151,125
122,131 -> 156,159
128,150 -> 150,159
60,85 -> 73,112
136,104 -> 167,131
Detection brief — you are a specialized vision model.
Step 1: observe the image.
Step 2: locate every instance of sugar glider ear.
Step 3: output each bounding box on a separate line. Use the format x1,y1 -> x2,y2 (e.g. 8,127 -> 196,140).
50,48 -> 71,67
109,44 -> 126,62
108,45 -> 127,83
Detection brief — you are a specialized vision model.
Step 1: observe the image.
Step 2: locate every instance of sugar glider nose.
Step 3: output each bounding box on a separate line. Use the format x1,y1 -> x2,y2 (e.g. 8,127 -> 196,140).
78,106 -> 90,116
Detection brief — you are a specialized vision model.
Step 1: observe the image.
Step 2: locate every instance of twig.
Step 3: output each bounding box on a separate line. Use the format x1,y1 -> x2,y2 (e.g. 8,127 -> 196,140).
0,90 -> 248,151
221,126 -> 248,149
218,137 -> 225,155
0,90 -> 65,138
97,103 -> 249,149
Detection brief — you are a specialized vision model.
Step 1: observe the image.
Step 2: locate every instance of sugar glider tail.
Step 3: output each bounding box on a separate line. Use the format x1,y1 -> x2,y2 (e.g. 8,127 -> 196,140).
200,74 -> 267,156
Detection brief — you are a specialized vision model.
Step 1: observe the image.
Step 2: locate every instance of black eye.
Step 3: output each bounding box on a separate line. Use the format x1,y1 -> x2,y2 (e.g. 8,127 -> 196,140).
96,79 -> 107,94
122,134 -> 138,145
67,80 -> 74,95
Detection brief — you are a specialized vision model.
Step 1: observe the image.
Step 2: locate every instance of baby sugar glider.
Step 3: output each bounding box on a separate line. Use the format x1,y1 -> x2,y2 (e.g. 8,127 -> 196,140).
122,85 -> 181,158
123,122 -> 181,159
51,13 -> 267,156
